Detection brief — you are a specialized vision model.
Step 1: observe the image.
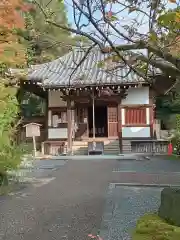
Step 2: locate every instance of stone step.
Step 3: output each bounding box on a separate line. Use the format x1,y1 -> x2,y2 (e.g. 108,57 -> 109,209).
104,145 -> 119,149
72,141 -> 88,146
72,140 -> 120,155
104,151 -> 119,155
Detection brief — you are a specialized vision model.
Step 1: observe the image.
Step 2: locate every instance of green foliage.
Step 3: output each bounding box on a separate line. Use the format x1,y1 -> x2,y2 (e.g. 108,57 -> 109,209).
0,81 -> 25,186
155,90 -> 180,128
157,7 -> 180,32
21,92 -> 45,117
169,115 -> 180,154
132,214 -> 180,240
175,114 -> 180,131
24,0 -> 90,64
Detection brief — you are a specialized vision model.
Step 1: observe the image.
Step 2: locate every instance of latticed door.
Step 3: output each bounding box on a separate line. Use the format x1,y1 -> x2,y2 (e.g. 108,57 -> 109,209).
108,106 -> 118,138
76,107 -> 88,138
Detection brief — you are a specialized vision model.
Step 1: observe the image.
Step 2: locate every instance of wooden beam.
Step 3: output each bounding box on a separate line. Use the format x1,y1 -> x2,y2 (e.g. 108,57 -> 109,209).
122,124 -> 151,127
21,82 -> 47,99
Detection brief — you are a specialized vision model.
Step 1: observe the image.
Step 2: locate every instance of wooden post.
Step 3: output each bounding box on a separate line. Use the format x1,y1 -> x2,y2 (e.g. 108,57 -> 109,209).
67,98 -> 72,155
32,135 -> 37,158
92,89 -> 96,141
118,102 -> 123,154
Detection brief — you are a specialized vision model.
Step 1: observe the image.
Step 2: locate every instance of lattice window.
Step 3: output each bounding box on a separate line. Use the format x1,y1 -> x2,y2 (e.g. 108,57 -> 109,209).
51,110 -> 67,124
78,108 -> 87,123
108,107 -> 117,122
125,108 -> 146,125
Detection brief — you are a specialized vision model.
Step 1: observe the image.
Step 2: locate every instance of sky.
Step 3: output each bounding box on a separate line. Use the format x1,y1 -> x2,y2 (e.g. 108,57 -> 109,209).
64,0 -> 178,45
64,0 -> 75,24
64,0 -> 177,25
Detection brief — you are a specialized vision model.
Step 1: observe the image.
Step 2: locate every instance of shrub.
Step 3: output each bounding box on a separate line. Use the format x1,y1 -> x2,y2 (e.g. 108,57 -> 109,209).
170,115 -> 180,154
132,214 -> 180,240
0,83 -> 25,186
170,131 -> 180,154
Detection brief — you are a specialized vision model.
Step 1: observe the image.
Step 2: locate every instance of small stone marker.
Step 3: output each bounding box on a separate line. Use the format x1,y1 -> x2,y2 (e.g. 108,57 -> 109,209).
88,141 -> 104,155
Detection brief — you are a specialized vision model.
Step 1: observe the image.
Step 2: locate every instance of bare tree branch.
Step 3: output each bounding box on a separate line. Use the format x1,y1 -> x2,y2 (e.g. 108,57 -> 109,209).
32,0 -> 180,94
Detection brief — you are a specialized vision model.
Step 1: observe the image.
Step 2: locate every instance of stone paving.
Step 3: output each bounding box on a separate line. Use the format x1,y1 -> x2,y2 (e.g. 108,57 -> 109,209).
8,159 -> 67,182
114,158 -> 180,173
99,157 -> 180,240
100,184 -> 162,240
1,157 -> 180,240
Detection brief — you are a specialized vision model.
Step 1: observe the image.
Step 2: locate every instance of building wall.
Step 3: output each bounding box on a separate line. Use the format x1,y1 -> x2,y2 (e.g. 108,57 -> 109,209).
121,86 -> 151,138
122,127 -> 150,138
48,91 -> 67,107
121,86 -> 149,105
47,86 -> 153,140
48,91 -> 68,139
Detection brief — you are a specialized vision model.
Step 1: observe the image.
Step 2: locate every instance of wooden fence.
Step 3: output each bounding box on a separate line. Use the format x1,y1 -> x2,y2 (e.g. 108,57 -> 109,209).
131,140 -> 169,154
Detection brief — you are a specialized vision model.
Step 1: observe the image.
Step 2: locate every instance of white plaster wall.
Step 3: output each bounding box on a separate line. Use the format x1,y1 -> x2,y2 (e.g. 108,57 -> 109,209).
121,87 -> 149,105
48,91 -> 67,107
48,128 -> 67,139
48,110 -> 52,127
121,109 -> 125,124
122,127 -> 150,138
146,108 -> 150,124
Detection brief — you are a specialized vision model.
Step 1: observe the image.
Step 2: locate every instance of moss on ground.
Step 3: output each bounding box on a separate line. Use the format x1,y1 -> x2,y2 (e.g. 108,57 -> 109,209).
0,185 -> 14,195
132,214 -> 180,240
0,182 -> 27,196
167,155 -> 180,160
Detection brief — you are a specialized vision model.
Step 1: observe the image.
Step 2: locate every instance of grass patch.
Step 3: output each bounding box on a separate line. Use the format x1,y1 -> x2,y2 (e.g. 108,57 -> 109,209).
166,154 -> 180,160
0,182 -> 27,196
0,185 -> 15,195
132,214 -> 180,240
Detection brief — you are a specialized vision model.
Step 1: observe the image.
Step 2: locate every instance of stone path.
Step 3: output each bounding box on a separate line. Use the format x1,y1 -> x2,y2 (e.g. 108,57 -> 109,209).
1,157 -> 180,240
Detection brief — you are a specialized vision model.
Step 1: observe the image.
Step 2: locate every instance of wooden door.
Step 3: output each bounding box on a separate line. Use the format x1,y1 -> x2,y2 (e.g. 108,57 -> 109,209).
75,107 -> 88,139
108,106 -> 118,138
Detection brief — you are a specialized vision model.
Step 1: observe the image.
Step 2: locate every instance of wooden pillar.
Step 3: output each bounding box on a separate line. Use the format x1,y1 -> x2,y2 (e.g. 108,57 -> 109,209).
149,87 -> 154,138
118,102 -> 123,153
67,98 -> 72,154
45,94 -> 49,140
92,89 -> 96,140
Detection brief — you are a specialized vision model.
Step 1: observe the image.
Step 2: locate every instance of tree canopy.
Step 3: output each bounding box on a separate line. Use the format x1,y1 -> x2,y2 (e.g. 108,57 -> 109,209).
0,0 -> 30,69
32,0 -> 180,92
23,0 -> 90,64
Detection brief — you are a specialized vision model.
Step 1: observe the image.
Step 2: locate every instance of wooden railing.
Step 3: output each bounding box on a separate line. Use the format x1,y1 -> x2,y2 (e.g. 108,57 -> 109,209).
131,140 -> 169,154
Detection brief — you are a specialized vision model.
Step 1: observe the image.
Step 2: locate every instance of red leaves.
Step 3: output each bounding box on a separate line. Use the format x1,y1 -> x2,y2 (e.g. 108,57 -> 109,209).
0,0 -> 25,30
105,11 -> 118,21
0,0 -> 28,66
20,3 -> 35,12
0,0 -> 33,30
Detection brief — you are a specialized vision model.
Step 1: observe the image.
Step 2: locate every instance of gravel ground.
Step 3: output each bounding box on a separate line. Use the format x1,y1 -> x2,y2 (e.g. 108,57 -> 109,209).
100,185 -> 162,240
1,157 -> 180,240
0,159 -> 116,240
114,158 -> 180,173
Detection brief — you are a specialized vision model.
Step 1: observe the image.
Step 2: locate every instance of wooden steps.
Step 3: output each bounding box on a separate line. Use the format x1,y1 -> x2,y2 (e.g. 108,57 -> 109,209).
72,139 -> 120,155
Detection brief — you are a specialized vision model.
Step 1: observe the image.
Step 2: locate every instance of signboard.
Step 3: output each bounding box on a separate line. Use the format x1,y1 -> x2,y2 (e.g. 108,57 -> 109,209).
23,123 -> 42,158
24,123 -> 41,138
88,141 -> 104,155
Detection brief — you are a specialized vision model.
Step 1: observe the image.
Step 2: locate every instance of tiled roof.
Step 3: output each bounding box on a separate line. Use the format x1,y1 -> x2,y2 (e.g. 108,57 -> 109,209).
28,46 -> 147,87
